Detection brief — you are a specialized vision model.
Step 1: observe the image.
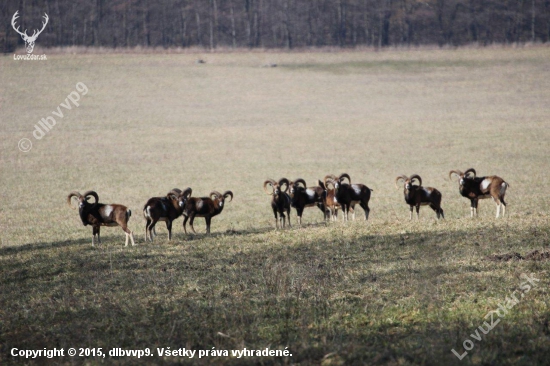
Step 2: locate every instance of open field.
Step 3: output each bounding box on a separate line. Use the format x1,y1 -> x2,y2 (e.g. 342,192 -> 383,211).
1,46 -> 550,365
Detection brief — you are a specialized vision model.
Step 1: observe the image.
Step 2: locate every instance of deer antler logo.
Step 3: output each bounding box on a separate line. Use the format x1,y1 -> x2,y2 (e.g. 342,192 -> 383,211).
11,11 -> 49,54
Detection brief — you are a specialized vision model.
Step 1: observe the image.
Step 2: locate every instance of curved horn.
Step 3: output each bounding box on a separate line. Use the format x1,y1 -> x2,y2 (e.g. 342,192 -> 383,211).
449,170 -> 463,181
263,179 -> 276,195
83,190 -> 99,206
294,178 -> 307,188
324,175 -> 336,188
67,191 -> 82,209
338,173 -> 351,184
167,188 -> 182,199
409,174 -> 422,187
395,175 -> 407,189
223,191 -> 233,202
181,187 -> 192,198
464,168 -> 476,179
325,178 -> 336,190
278,178 -> 290,193
210,191 -> 222,200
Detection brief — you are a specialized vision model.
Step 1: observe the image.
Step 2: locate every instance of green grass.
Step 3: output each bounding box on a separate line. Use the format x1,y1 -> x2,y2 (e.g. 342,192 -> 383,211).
1,46 -> 550,365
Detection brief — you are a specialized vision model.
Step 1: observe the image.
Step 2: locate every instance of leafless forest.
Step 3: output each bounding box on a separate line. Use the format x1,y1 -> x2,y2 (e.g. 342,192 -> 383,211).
2,0 -> 550,52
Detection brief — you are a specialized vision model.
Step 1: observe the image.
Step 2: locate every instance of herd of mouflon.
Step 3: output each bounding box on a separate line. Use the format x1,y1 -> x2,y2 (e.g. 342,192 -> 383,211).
67,168 -> 508,246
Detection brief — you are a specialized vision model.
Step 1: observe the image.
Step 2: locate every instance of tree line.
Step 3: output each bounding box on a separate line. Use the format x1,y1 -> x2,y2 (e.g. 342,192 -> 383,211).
2,0 -> 550,52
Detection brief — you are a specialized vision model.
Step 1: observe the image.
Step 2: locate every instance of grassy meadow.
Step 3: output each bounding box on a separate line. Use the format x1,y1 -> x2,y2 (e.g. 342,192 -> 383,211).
1,46 -> 550,365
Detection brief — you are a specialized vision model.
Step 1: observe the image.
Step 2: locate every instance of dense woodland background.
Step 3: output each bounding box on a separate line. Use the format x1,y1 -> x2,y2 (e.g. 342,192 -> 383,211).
2,0 -> 550,52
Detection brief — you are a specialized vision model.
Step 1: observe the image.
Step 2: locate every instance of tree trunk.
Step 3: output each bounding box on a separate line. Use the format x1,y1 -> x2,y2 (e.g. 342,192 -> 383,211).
195,3 -> 201,47
283,0 -> 292,48
256,0 -> 263,47
363,0 -> 370,45
93,0 -> 100,46
209,0 -> 214,49
531,0 -> 536,42
181,3 -> 188,47
72,2 -> 77,46
382,0 -> 392,46
230,0 -> 237,48
245,0 -> 252,47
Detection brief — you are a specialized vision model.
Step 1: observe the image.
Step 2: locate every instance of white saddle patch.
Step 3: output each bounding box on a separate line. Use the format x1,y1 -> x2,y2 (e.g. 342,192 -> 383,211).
352,185 -> 361,194
481,179 -> 491,191
103,205 -> 113,217
197,200 -> 203,209
306,189 -> 315,199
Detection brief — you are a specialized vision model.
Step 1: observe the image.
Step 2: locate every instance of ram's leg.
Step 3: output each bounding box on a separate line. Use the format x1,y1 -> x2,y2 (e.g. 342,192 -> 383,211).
416,205 -> 420,220
121,225 -> 136,247
147,220 -> 158,242
430,204 -> 440,219
182,215 -> 189,234
494,197 -> 501,218
360,201 -> 370,221
350,204 -> 356,221
145,219 -> 151,241
121,225 -> 133,246
97,227 -> 101,244
273,208 -> 279,230
343,205 -> 348,221
166,220 -> 173,240
92,226 -> 99,246
205,216 -> 212,234
409,206 -> 413,220
189,214 -> 197,234
297,208 -> 303,226
281,213 -> 286,229
287,207 -> 291,228
501,198 -> 507,217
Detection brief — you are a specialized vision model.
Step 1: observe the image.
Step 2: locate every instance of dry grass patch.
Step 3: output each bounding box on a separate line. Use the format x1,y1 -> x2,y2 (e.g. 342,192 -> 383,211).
1,46 -> 550,365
